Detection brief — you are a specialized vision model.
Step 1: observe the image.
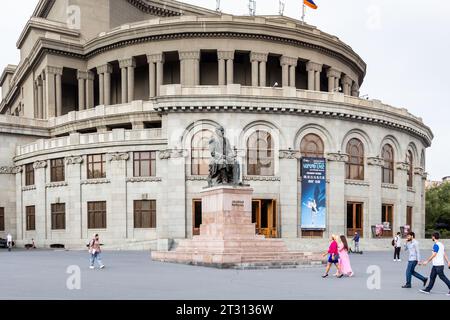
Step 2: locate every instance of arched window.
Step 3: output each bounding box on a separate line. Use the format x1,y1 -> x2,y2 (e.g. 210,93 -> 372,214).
300,134 -> 324,158
407,150 -> 413,187
346,138 -> 364,180
247,130 -> 274,176
191,130 -> 213,176
382,144 -> 394,184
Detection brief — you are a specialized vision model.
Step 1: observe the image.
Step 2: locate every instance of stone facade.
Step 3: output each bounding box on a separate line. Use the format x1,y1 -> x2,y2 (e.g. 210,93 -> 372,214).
0,0 -> 432,248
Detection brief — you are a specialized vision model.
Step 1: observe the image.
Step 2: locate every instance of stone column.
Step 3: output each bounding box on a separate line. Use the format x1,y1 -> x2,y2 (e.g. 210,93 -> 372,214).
77,71 -> 87,111
251,59 -> 259,87
41,71 -> 47,119
419,172 -> 427,239
367,157 -> 384,238
128,59 -> 136,102
14,166 -> 23,241
259,55 -> 267,87
342,75 -> 353,96
86,71 -> 95,108
45,66 -> 62,118
108,151 -> 130,239
218,51 -> 234,85
306,61 -> 322,91
36,77 -> 43,119
98,73 -> 104,105
327,68 -> 341,93
279,150 -> 301,238
156,58 -> 164,96
396,162 -> 409,233
65,154 -> 83,239
33,161 -> 48,241
351,82 -> 360,97
147,54 -> 164,97
280,56 -> 297,88
119,60 -> 128,103
179,51 -> 200,86
250,52 -> 268,87
327,153 -> 348,237
97,64 -> 112,106
55,70 -> 63,117
218,55 -> 226,85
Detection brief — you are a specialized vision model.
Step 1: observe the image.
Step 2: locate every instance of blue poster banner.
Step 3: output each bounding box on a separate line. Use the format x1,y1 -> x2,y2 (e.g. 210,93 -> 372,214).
301,157 -> 326,230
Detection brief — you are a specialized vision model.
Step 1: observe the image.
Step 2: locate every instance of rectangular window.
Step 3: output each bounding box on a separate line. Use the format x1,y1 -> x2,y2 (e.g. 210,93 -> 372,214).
88,201 -> 107,229
51,203 -> 66,230
26,206 -> 36,231
87,154 -> 106,179
134,200 -> 156,228
25,163 -> 35,186
133,152 -> 156,177
381,204 -> 394,238
407,206 -> 413,229
50,158 -> 65,182
0,208 -> 4,231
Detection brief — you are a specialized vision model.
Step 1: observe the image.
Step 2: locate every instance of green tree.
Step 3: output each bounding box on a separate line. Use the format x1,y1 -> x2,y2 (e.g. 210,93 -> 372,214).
426,182 -> 450,236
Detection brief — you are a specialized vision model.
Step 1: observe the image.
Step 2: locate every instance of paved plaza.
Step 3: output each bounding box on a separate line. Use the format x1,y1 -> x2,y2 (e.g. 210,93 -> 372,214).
0,249 -> 449,300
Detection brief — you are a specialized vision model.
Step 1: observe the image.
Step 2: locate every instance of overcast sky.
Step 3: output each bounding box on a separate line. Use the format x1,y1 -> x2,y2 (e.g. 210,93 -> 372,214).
0,0 -> 449,180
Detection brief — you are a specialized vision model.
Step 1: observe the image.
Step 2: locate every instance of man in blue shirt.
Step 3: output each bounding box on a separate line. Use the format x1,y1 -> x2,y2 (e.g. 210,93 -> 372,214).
419,232 -> 450,295
352,232 -> 360,253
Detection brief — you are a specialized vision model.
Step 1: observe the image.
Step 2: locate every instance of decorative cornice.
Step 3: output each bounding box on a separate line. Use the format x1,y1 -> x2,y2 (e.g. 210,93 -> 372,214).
77,71 -> 89,80
119,57 -> 136,69
0,166 -> 14,174
46,181 -> 68,189
126,0 -> 183,17
306,61 -> 323,72
107,152 -> 130,162
97,64 -> 113,74
179,51 -> 201,61
250,52 -> 269,62
243,176 -> 281,182
22,185 -> 36,191
147,53 -> 164,63
280,56 -> 298,66
327,153 -> 349,162
81,179 -> 110,185
126,177 -> 162,183
414,167 -> 425,176
159,149 -> 186,160
279,149 -> 301,160
12,166 -> 23,174
382,183 -> 398,190
33,160 -> 47,169
367,157 -> 384,167
345,179 -> 370,187
396,162 -> 410,171
217,51 -> 235,60
186,175 -> 208,181
65,156 -> 83,165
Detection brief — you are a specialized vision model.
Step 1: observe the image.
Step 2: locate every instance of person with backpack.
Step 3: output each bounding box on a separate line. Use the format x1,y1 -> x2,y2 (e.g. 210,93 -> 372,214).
88,234 -> 105,270
393,232 -> 402,262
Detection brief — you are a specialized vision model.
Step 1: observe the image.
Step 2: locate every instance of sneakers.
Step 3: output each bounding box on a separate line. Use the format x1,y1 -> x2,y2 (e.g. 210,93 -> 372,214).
402,285 -> 411,288
398,259 -> 402,262
423,278 -> 428,287
419,289 -> 430,294
321,274 -> 329,278
393,259 -> 397,262
99,265 -> 105,269
89,266 -> 95,269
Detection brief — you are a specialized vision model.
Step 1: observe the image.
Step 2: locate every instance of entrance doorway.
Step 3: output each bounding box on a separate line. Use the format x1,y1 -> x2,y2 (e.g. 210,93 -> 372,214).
347,202 -> 363,237
192,200 -> 202,236
252,199 -> 278,238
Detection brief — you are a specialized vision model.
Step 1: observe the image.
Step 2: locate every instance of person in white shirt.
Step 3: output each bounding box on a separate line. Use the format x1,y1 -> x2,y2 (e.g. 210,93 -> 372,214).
393,232 -> 402,262
419,232 -> 450,295
6,233 -> 13,252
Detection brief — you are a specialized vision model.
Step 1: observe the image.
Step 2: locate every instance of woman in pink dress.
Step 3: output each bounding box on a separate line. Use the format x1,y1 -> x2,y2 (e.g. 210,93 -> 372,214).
338,235 -> 354,277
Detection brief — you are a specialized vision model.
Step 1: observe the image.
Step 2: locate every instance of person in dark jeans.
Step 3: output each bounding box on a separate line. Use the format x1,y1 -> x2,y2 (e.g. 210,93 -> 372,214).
393,232 -> 402,261
419,232 -> 450,295
402,232 -> 427,288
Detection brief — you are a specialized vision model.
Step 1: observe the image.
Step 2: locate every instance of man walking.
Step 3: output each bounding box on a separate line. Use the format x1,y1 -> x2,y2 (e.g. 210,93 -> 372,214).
393,232 -> 402,262
419,232 -> 450,295
88,234 -> 105,270
6,233 -> 13,252
402,232 -> 427,288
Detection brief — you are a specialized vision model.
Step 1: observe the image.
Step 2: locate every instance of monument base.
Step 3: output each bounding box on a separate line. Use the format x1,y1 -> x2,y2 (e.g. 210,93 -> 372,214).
151,186 -> 324,269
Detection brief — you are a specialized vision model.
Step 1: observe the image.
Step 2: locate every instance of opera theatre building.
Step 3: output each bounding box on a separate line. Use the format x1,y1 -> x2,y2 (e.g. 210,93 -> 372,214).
0,0 -> 432,250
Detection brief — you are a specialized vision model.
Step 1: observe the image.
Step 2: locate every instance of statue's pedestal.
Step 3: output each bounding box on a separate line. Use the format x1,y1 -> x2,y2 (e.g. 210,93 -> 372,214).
151,186 -> 323,268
